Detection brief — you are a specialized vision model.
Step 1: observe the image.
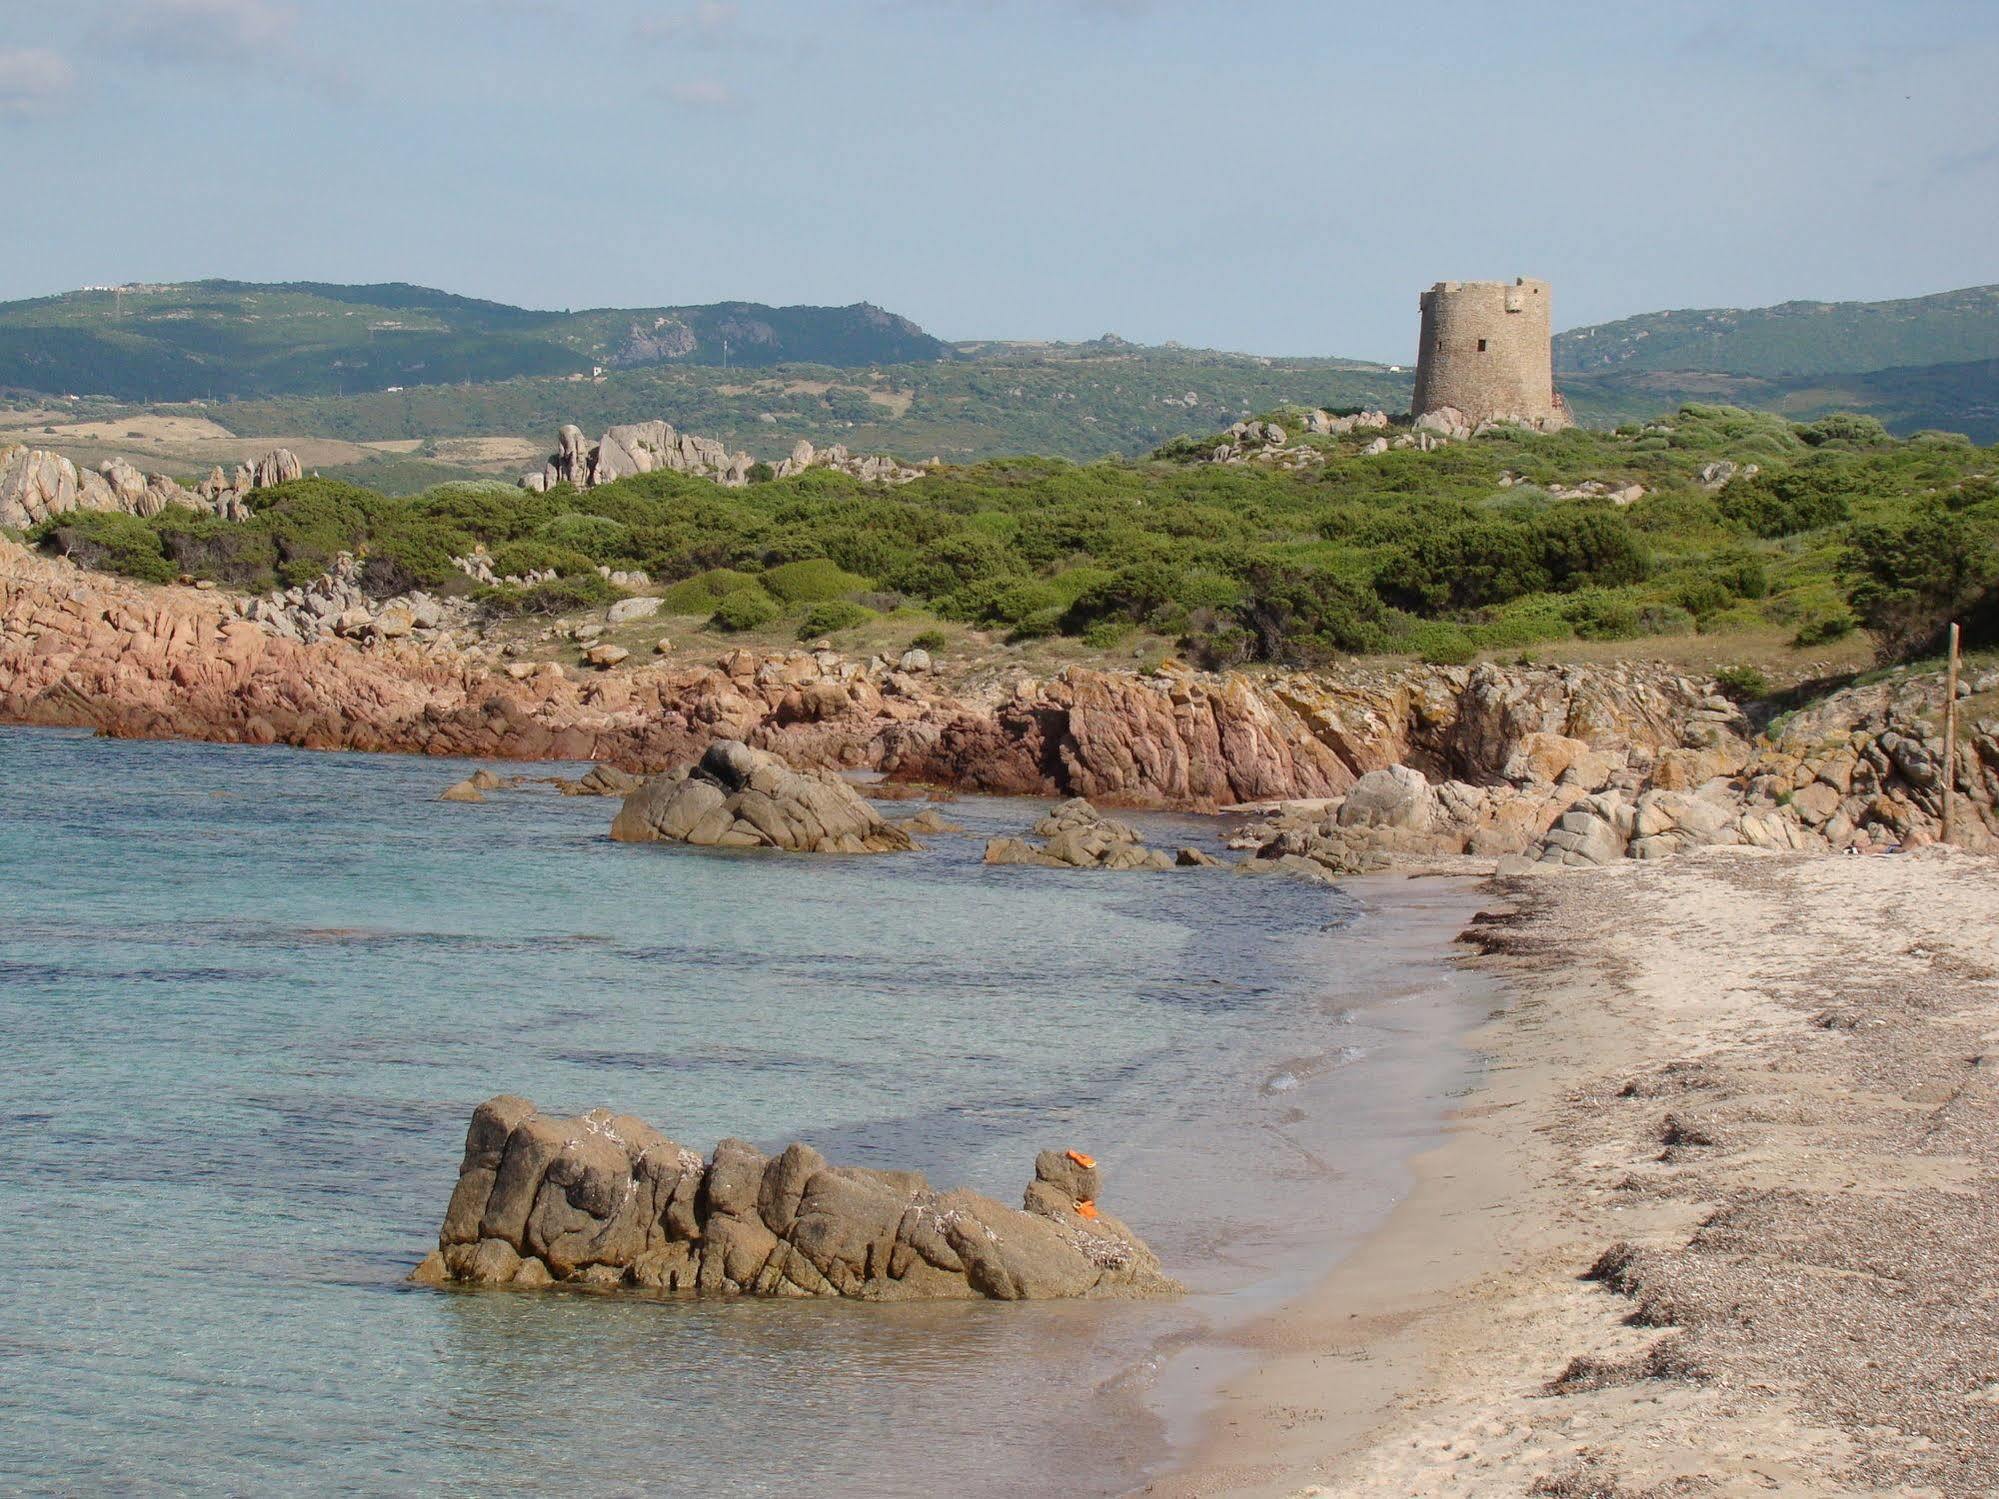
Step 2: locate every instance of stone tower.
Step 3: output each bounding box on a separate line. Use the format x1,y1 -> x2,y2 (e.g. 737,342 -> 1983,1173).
1411,277 -> 1571,431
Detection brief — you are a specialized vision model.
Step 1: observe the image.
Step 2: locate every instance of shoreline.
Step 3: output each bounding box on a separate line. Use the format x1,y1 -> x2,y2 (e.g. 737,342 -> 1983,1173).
1122,871 -> 1502,1493
1150,845 -> 1999,1497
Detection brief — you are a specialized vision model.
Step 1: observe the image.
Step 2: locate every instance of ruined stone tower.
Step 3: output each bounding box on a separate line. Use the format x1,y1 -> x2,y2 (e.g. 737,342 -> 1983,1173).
1411,277 -> 1572,431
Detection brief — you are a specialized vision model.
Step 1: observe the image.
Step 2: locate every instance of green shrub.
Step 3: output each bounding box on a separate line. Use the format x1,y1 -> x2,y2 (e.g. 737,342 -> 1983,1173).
1376,506 -> 1646,613
153,510 -> 276,587
1714,665 -> 1770,700
657,567 -> 759,613
1405,621 -> 1477,665
1563,591 -> 1643,640
1716,463 -> 1857,537
761,557 -> 870,604
796,600 -> 876,638
1206,563 -> 1388,664
1672,578 -> 1732,618
1792,612 -> 1857,647
1846,502 -> 1999,659
1797,412 -> 1891,448
474,574 -> 617,616
1715,554 -> 1770,599
365,516 -> 477,593
909,628 -> 949,654
36,511 -> 175,583
534,512 -> 632,561
1635,604 -> 1698,636
710,586 -> 781,632
488,540 -> 596,579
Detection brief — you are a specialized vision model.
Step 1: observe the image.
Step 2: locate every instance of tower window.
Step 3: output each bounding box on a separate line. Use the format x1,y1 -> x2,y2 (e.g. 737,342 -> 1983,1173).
1477,339 -> 1488,352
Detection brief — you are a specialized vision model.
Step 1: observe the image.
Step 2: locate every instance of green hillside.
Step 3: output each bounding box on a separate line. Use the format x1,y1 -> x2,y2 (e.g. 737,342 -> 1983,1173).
0,281 -> 949,401
1555,284 -> 1999,379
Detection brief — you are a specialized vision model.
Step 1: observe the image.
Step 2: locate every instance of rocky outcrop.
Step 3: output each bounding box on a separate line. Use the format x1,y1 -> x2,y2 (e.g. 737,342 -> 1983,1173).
1,444 -> 299,532
1501,674 -> 1999,868
410,1095 -> 1177,1301
983,798 -> 1177,871
7,536 -> 1997,861
609,739 -> 915,852
520,423 -> 924,493
1198,411 -> 1393,470
1,443 -> 303,532
1412,404 -> 1572,442
238,551 -> 466,649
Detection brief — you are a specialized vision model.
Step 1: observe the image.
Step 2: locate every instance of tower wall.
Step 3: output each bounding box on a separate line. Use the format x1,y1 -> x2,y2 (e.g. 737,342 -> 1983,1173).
1411,277 -> 1569,429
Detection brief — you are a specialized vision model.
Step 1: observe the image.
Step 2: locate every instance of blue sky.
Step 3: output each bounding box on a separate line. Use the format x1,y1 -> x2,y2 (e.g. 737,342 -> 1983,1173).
1,0 -> 1995,358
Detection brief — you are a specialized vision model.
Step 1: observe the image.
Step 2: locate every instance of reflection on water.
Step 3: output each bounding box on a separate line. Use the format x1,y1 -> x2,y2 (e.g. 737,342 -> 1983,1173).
0,726 -> 1483,1496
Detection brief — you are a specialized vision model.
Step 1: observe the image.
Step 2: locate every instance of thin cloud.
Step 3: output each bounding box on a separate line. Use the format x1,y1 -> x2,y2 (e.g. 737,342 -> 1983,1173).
0,48 -> 76,118
100,0 -> 301,65
668,78 -> 738,108
635,2 -> 742,47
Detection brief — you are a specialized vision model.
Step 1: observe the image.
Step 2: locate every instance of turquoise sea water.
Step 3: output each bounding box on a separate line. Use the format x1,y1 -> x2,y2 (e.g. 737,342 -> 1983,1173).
0,727 -> 1484,1496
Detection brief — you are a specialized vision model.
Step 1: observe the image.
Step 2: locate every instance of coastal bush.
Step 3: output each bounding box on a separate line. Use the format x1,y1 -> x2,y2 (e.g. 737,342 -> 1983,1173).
797,600 -> 875,638
710,585 -> 781,632
534,512 -> 632,562
1375,506 -> 1645,613
909,628 -> 948,654
36,511 -> 176,583
1792,611 -> 1857,647
487,541 -> 596,579
473,574 -> 617,616
364,515 -> 477,593
1716,464 -> 1857,537
25,400 -> 1996,668
656,567 -> 759,612
1225,563 -> 1389,663
1563,590 -> 1645,641
761,557 -> 869,604
1798,412 -> 1892,448
1714,664 -> 1771,699
1404,620 -> 1478,665
152,510 -> 275,585
1847,502 -> 1999,659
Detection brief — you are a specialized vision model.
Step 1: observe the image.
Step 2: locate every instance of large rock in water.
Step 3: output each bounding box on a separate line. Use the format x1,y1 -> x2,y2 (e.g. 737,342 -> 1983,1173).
410,1096 -> 1179,1301
609,739 -> 914,853
982,797 -> 1177,871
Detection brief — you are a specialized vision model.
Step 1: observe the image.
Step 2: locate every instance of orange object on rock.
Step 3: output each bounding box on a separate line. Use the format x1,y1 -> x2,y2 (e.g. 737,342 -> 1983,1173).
1066,1150 -> 1097,1169
1075,1199 -> 1099,1220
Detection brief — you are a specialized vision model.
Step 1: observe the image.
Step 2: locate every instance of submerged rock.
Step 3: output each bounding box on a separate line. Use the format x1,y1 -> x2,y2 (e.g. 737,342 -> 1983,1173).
610,739 -> 915,853
411,1096 -> 1179,1302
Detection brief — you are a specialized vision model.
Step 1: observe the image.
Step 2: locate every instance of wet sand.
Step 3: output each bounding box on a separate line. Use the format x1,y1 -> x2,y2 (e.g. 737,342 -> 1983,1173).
1150,845 -> 1999,1497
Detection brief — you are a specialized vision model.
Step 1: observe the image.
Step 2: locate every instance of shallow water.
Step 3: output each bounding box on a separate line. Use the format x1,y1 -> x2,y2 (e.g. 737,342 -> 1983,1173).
0,727 -> 1487,1496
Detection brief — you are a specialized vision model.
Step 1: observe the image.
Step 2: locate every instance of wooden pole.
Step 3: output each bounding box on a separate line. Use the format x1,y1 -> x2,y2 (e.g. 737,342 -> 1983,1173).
1943,621 -> 1961,845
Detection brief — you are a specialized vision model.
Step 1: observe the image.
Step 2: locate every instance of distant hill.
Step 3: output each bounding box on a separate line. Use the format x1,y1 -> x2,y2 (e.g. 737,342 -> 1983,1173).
0,281 -> 951,402
1555,284 -> 1999,379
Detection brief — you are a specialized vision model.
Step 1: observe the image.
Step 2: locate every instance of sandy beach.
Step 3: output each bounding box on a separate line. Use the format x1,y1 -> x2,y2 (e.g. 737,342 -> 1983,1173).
1153,846 -> 1999,1498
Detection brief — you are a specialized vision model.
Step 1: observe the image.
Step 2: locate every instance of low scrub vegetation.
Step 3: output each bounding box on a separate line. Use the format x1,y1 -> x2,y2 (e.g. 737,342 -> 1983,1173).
28,403 -> 1998,667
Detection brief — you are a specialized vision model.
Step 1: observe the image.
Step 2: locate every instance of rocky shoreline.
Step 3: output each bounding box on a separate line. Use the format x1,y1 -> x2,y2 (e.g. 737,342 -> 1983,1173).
4,538 -> 1995,866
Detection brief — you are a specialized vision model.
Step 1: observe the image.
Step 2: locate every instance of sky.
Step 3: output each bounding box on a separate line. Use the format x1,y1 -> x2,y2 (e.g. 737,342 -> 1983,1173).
0,0 -> 1995,360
